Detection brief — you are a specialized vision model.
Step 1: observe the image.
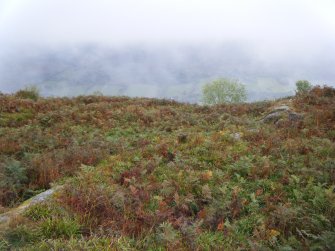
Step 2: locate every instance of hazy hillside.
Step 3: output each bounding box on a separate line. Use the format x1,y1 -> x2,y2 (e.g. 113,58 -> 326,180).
1,0 -> 335,249
0,86 -> 334,250
1,43 -> 335,102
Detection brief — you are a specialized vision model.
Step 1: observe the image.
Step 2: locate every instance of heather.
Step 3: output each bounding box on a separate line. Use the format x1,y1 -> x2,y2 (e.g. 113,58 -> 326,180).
0,86 -> 335,250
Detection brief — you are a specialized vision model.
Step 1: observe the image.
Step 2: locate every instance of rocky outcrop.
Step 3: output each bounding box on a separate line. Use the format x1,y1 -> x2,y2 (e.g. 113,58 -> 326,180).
272,105 -> 290,112
0,186 -> 62,228
261,102 -> 303,126
288,112 -> 304,122
261,111 -> 284,124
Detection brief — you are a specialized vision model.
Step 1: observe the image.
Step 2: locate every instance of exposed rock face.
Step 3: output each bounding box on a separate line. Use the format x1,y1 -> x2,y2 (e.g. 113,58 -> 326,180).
0,215 -> 10,225
272,105 -> 290,112
262,111 -> 284,124
0,186 -> 62,228
288,112 -> 303,122
261,103 -> 303,126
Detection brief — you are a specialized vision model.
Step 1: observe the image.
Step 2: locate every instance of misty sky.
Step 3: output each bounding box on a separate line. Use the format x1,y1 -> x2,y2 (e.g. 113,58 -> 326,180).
0,0 -> 335,100
1,0 -> 335,49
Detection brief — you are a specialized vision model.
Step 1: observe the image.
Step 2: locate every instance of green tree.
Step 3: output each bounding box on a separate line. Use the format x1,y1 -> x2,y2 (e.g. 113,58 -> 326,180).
295,80 -> 312,94
202,78 -> 247,105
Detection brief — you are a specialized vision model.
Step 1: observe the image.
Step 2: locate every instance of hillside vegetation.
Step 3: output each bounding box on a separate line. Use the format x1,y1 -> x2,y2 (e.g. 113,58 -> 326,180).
0,86 -> 335,250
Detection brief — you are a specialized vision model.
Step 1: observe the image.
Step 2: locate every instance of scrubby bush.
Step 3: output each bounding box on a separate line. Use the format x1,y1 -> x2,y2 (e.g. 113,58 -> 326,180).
15,85 -> 40,101
202,78 -> 247,105
295,80 -> 312,94
0,159 -> 27,205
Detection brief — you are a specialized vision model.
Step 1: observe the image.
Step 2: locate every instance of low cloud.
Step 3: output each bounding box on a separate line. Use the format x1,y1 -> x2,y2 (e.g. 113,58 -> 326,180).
0,0 -> 334,101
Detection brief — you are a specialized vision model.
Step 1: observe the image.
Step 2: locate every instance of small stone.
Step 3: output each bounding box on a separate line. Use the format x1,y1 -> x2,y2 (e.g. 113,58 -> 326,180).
232,132 -> 241,140
0,215 -> 9,224
177,134 -> 187,143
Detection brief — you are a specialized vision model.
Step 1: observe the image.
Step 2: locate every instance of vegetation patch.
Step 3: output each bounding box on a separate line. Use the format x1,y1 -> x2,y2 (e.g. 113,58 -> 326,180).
0,86 -> 334,250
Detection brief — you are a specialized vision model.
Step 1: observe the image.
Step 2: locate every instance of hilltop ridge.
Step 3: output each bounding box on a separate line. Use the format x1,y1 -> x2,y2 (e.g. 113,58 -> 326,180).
0,86 -> 334,250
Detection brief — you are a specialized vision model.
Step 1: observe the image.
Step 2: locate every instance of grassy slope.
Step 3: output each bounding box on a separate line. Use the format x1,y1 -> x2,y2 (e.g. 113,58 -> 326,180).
0,86 -> 335,250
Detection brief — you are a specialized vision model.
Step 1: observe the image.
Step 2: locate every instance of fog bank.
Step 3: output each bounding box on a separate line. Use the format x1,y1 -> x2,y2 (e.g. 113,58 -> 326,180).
0,0 -> 334,101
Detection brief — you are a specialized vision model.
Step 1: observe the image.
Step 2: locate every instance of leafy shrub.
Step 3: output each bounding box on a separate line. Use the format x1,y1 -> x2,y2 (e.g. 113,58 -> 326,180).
15,85 -> 40,101
295,80 -> 312,94
202,78 -> 247,105
0,159 -> 27,206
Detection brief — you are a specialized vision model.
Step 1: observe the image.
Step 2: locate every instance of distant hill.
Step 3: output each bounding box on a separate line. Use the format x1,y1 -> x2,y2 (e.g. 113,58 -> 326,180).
1,43 -> 334,102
